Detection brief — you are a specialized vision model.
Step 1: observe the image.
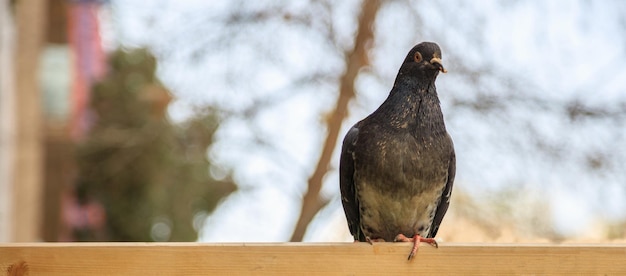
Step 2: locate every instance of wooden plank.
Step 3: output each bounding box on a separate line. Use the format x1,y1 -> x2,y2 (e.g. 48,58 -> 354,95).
13,0 -> 47,242
1,243 -> 626,275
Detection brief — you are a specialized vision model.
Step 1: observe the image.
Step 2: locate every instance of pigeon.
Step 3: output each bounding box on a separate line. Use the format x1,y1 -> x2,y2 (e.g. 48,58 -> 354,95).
339,42 -> 455,260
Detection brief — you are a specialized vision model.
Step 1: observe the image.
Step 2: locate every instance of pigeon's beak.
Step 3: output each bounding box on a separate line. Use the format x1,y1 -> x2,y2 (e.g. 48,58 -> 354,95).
430,58 -> 447,73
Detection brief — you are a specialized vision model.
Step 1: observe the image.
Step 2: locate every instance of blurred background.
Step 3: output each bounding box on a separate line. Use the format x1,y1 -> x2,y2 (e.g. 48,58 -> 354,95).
1,0 -> 625,243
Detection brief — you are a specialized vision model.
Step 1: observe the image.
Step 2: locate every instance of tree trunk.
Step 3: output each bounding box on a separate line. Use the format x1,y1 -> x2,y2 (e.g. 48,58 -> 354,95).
289,0 -> 382,242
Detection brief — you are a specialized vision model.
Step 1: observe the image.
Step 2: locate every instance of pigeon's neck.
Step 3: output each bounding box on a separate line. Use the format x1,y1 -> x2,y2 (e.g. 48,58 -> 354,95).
381,80 -> 446,135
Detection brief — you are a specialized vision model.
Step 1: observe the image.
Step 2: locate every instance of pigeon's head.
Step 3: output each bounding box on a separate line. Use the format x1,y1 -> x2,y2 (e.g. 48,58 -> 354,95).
400,42 -> 447,79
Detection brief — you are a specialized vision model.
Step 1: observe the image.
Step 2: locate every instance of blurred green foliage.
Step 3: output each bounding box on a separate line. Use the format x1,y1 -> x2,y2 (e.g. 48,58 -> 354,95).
76,48 -> 236,241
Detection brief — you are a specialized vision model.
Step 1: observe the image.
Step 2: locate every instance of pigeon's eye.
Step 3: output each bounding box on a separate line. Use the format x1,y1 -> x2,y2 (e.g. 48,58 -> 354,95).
414,52 -> 422,63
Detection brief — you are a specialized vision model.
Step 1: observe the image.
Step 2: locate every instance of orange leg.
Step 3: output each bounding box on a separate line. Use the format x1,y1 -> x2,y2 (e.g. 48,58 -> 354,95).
394,234 -> 438,260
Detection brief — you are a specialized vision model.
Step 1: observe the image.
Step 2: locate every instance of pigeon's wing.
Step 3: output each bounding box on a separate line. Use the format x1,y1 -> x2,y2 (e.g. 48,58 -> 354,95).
339,125 -> 364,241
427,138 -> 456,238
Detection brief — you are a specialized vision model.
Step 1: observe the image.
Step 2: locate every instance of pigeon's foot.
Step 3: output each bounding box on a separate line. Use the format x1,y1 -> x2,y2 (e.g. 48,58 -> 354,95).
365,236 -> 386,245
394,234 -> 438,260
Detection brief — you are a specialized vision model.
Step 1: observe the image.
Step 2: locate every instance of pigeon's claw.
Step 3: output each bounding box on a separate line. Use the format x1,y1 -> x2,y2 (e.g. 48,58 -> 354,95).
394,234 -> 438,260
365,236 -> 386,244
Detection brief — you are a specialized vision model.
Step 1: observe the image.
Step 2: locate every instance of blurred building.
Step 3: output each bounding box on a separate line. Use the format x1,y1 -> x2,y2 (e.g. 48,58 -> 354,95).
0,0 -> 107,242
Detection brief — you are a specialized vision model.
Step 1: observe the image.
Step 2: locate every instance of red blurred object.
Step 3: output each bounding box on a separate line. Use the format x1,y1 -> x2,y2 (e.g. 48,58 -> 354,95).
67,0 -> 106,140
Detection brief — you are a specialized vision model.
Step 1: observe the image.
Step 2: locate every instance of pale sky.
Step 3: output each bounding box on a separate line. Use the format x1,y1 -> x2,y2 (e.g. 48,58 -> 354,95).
109,0 -> 626,242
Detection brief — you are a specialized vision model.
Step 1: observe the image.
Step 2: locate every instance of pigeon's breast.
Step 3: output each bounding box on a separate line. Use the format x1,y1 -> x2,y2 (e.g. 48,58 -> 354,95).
357,178 -> 445,241
354,129 -> 450,241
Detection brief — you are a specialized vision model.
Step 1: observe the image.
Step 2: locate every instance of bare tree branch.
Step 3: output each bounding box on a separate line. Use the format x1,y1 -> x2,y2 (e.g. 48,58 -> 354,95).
290,0 -> 382,242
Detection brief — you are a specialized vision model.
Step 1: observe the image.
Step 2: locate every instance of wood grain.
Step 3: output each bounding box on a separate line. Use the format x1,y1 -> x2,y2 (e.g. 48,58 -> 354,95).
1,243 -> 625,275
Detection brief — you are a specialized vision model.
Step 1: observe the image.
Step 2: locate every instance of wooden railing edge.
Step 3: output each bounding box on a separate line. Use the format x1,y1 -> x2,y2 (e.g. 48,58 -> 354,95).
2,242 -> 625,275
